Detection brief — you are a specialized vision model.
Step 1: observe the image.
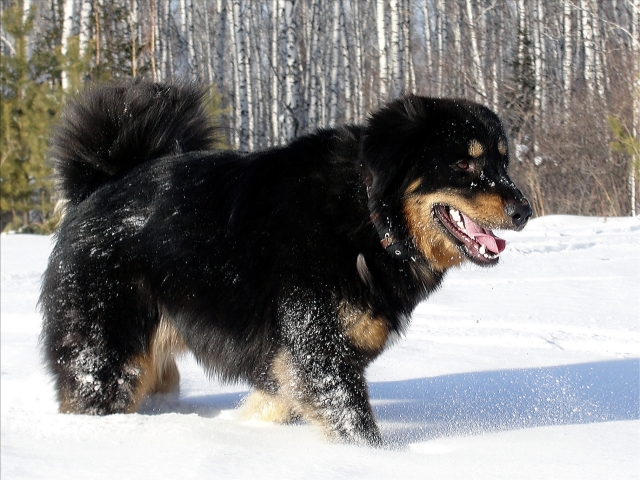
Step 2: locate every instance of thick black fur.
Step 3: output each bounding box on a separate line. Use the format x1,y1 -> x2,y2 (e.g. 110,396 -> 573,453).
40,79 -> 530,445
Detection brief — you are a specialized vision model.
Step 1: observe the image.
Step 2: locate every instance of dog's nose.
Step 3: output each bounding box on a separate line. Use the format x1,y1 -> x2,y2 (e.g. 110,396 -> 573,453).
505,200 -> 532,229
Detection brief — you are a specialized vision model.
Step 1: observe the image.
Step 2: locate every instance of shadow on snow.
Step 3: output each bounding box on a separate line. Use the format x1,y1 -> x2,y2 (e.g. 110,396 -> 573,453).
137,358 -> 639,446
370,358 -> 639,446
137,391 -> 245,418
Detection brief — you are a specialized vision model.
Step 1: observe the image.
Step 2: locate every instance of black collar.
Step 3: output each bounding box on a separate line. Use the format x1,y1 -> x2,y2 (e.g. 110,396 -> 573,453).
364,173 -> 414,261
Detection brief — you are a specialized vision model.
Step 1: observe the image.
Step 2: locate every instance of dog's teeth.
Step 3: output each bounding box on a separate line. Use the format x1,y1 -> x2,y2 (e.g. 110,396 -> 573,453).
456,221 -> 465,230
479,245 -> 486,254
450,209 -> 461,222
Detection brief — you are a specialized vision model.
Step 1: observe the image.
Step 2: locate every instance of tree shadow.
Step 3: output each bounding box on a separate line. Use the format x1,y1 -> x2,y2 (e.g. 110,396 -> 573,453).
370,359 -> 639,446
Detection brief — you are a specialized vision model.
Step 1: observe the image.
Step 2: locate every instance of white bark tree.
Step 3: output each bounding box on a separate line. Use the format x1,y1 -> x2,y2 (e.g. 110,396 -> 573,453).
389,0 -> 402,97
8,0 -> 640,218
436,0 -> 444,96
328,0 -> 341,124
60,0 -> 75,89
283,0 -> 301,140
270,0 -> 282,143
465,0 -> 487,100
79,0 -> 92,56
562,0 -> 573,118
232,0 -> 252,150
580,0 -> 595,101
376,0 -> 388,101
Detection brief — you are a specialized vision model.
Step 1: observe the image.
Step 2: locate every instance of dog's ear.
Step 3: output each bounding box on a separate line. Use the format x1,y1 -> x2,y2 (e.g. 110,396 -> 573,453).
363,96 -> 426,200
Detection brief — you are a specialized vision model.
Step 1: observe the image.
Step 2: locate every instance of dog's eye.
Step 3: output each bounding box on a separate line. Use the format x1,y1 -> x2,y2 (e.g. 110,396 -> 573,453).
455,161 -> 474,171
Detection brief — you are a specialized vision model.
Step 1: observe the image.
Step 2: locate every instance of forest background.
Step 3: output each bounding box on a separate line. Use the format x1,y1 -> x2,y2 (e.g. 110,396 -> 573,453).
1,0 -> 639,233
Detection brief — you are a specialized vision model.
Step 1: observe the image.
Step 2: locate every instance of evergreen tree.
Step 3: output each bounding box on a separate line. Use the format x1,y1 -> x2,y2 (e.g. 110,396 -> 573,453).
1,2 -> 59,232
1,0 -> 96,232
608,114 -> 640,216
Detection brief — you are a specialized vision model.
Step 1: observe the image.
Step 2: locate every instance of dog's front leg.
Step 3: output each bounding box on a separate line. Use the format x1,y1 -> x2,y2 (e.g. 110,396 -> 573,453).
276,291 -> 382,446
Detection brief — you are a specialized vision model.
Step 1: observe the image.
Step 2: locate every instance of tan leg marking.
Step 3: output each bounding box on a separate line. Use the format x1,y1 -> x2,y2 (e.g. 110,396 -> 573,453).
269,349 -> 375,442
339,303 -> 389,357
268,351 -> 334,436
403,190 -> 511,271
128,319 -> 187,412
58,389 -> 76,414
240,389 -> 297,423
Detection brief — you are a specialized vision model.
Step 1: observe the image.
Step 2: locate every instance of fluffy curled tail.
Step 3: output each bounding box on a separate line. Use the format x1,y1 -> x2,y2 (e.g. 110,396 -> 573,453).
48,79 -> 218,207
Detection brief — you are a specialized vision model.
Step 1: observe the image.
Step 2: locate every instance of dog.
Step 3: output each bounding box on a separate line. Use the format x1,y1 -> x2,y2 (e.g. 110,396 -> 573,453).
40,79 -> 531,446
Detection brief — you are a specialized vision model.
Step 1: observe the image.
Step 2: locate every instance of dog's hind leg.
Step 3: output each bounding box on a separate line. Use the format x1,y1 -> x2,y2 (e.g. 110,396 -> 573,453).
45,309 -> 185,415
42,315 -> 152,415
128,318 -> 186,410
40,253 -> 170,414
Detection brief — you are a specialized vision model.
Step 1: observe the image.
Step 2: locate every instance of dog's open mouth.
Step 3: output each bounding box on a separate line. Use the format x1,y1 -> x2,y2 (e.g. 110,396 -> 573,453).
433,204 -> 506,265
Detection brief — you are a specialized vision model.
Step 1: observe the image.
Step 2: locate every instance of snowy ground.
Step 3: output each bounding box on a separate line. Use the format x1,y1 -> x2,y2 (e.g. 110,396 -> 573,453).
2,215 -> 639,479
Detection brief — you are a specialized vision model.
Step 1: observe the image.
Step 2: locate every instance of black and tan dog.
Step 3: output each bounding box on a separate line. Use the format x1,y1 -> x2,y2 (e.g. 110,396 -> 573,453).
40,80 -> 531,445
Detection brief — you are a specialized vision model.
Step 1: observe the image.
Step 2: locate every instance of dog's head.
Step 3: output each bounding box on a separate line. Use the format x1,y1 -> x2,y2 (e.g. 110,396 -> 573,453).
363,95 -> 532,271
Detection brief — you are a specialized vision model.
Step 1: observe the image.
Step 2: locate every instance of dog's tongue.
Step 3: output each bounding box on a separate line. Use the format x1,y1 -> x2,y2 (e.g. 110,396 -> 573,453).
461,213 -> 506,254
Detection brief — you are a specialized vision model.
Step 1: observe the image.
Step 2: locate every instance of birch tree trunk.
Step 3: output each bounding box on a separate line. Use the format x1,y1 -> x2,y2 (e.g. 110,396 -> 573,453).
532,0 -> 544,118
319,3 -> 328,126
306,0 -> 321,127
61,0 -> 75,89
202,2 -> 213,84
402,0 -> 415,92
283,0 -> 301,140
329,0 -> 340,124
126,0 -> 138,77
436,0 -> 444,97
452,1 -> 463,96
590,1 -> 605,99
162,0 -> 173,80
242,2 -> 253,146
339,2 -> 352,121
187,0 -> 197,74
488,8 -> 500,109
580,0 -> 595,101
179,0 -> 187,40
149,0 -> 157,81
232,0 -> 245,147
376,0 -> 388,101
465,0 -> 487,100
389,0 -> 402,97
422,0 -> 432,91
630,0 -> 639,216
270,0 -> 281,144
212,0 -> 224,84
247,2 -> 264,147
79,0 -> 92,56
562,0 -> 572,119
351,0 -> 363,119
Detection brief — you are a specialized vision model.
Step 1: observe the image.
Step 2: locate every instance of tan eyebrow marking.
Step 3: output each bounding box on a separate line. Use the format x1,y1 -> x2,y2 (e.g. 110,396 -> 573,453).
497,140 -> 507,156
468,139 -> 485,158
